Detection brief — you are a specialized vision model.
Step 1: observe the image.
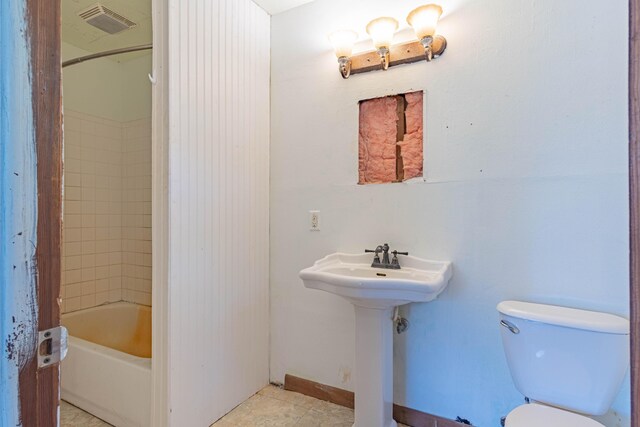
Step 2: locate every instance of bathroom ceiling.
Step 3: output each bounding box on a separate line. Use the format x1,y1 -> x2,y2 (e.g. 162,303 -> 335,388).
252,0 -> 315,15
61,0 -> 151,59
61,0 -> 312,60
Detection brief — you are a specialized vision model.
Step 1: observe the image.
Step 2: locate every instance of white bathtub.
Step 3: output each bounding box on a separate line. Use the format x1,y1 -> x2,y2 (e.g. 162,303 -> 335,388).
61,302 -> 151,427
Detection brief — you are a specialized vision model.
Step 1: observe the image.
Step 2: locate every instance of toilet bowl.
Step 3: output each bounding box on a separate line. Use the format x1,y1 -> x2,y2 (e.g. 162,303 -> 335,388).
505,403 -> 604,427
497,301 -> 629,427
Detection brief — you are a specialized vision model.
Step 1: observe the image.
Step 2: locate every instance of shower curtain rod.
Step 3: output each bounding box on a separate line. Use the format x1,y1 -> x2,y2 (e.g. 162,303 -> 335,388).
62,44 -> 153,68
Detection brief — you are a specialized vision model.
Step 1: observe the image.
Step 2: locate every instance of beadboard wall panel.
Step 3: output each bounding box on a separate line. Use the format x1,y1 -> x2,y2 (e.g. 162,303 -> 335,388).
166,0 -> 270,425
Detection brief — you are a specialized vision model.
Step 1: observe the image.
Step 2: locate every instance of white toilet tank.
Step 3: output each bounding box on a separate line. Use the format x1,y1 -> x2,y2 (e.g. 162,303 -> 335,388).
497,301 -> 629,415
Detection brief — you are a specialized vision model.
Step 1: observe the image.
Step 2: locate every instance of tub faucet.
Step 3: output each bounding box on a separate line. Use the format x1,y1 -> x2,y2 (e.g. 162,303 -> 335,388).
365,243 -> 408,269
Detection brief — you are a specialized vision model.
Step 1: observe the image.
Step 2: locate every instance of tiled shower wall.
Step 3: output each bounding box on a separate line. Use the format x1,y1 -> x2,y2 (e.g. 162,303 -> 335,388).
62,111 -> 123,313
122,118 -> 152,306
61,110 -> 151,313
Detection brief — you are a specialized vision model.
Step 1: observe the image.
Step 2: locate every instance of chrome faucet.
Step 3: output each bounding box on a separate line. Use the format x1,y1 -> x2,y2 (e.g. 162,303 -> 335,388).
365,243 -> 408,269
365,245 -> 382,266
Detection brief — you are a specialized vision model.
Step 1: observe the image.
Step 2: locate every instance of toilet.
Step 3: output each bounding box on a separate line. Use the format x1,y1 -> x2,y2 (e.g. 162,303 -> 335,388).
497,300 -> 630,427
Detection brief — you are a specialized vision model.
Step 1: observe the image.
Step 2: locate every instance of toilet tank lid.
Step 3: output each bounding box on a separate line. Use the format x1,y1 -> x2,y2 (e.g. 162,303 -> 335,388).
497,301 -> 629,335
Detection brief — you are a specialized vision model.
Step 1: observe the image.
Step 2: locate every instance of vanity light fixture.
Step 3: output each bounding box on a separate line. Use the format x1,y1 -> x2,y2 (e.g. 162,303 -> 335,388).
331,4 -> 447,79
365,17 -> 399,70
328,30 -> 359,78
406,4 -> 445,61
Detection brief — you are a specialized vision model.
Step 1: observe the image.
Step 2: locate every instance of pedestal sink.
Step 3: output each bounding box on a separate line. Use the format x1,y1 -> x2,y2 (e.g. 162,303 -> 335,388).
299,252 -> 452,427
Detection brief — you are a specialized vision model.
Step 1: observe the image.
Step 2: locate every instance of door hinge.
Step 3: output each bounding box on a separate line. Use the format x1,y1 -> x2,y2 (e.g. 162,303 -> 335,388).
38,326 -> 68,369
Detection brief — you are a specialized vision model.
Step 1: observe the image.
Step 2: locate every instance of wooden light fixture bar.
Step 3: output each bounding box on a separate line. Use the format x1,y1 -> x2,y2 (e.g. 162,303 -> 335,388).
349,35 -> 447,75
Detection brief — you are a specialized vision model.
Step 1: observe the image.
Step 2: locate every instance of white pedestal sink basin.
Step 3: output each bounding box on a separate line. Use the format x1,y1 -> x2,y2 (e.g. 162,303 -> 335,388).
300,253 -> 452,427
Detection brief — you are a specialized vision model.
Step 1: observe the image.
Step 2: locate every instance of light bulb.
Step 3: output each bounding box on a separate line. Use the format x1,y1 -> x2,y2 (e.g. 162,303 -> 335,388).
328,30 -> 358,59
407,4 -> 442,40
366,17 -> 398,50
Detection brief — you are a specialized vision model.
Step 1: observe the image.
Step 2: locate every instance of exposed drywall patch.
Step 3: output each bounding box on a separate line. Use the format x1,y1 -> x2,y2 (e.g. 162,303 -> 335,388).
398,91 -> 424,180
358,95 -> 397,184
0,0 -> 38,425
358,91 -> 423,184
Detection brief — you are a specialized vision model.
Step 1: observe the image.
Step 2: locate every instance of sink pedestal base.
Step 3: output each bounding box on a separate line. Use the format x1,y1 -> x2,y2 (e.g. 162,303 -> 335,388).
300,252 -> 453,426
353,305 -> 397,427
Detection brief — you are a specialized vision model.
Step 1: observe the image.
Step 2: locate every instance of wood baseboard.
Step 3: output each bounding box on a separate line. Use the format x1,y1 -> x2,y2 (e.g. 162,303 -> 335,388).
284,373 -> 354,409
284,374 -> 464,427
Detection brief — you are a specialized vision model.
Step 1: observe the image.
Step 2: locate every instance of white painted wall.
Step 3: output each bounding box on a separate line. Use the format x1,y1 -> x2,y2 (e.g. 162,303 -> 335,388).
121,55 -> 153,121
270,1 -> 630,426
62,43 -> 124,122
62,42 -> 152,122
166,0 -> 270,425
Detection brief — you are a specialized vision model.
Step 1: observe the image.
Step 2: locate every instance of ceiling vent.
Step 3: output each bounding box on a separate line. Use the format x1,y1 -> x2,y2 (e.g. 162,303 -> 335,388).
77,3 -> 136,35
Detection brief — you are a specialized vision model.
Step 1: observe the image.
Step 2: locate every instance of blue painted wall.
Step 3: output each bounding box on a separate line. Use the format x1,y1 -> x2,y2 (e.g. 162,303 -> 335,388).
0,0 -> 38,425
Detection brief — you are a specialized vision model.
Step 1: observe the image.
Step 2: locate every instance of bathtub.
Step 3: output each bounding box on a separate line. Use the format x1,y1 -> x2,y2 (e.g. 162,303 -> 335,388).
61,302 -> 151,427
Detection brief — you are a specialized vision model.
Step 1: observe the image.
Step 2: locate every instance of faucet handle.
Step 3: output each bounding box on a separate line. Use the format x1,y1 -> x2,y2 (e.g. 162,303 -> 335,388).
390,250 -> 408,268
365,248 -> 382,265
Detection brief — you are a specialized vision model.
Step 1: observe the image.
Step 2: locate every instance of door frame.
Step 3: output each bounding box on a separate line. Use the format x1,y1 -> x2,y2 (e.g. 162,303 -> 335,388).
150,0 -> 169,425
18,0 -> 63,425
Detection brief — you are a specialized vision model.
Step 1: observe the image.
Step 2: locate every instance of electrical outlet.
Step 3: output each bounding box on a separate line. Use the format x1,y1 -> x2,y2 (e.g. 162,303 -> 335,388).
309,210 -> 320,231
